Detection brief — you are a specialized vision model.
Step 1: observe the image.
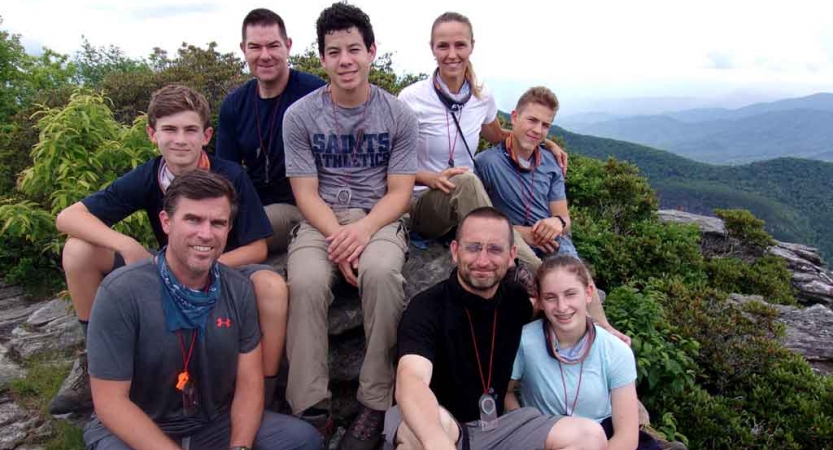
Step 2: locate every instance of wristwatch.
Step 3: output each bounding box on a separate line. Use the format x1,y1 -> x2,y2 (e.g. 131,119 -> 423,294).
554,215 -> 567,229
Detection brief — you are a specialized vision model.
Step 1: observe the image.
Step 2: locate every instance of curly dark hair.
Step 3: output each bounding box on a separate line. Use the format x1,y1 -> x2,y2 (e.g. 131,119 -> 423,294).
316,2 -> 375,55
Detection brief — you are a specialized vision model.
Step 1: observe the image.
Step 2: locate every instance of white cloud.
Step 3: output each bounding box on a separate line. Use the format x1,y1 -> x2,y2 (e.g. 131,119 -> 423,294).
2,0 -> 832,111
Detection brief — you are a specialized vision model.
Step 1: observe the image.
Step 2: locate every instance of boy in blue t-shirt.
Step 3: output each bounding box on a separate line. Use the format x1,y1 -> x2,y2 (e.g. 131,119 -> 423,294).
52,85 -> 288,415
475,86 -> 630,345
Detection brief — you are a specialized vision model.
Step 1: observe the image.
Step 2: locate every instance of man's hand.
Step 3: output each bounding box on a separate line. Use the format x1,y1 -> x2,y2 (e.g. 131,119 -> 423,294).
338,260 -> 359,287
327,221 -> 373,264
427,167 -> 468,194
118,239 -> 152,265
542,138 -> 569,177
532,217 -> 564,244
517,226 -> 558,254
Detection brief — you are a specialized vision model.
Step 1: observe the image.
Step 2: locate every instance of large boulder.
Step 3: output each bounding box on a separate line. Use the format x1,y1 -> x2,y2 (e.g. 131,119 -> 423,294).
728,294 -> 833,375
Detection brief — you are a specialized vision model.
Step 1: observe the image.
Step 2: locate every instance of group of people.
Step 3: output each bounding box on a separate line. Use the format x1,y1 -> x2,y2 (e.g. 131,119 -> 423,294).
50,3 -> 660,450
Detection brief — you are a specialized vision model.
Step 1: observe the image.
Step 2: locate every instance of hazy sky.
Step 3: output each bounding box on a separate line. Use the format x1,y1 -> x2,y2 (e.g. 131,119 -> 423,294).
4,0 -> 833,116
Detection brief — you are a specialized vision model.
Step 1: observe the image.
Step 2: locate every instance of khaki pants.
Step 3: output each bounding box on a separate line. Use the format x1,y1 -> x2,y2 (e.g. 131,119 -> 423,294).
285,209 -> 408,414
265,203 -> 304,253
410,172 -> 539,268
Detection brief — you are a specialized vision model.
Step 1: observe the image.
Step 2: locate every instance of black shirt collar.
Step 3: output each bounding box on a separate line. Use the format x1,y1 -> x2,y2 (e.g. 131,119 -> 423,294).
447,268 -> 506,311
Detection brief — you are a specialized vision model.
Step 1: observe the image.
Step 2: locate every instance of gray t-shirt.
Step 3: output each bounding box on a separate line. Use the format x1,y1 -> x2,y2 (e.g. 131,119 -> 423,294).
84,259 -> 261,442
283,85 -> 418,211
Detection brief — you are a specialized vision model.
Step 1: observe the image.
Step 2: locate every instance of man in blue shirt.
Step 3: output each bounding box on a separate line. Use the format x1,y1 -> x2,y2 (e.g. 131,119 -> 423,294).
216,8 -> 326,253
475,86 -> 630,345
53,85 -> 290,415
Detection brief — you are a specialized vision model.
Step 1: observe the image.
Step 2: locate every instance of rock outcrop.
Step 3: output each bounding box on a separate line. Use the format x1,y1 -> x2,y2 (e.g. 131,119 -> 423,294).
658,209 -> 833,308
728,294 -> 833,375
659,210 -> 833,374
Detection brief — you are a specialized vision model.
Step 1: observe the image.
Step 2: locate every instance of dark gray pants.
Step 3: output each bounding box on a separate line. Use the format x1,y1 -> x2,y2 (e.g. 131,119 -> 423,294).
85,411 -> 322,450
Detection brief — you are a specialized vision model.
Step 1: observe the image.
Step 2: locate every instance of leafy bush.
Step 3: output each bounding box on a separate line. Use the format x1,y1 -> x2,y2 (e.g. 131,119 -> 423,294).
706,255 -> 796,305
603,286 -> 698,407
715,208 -> 777,252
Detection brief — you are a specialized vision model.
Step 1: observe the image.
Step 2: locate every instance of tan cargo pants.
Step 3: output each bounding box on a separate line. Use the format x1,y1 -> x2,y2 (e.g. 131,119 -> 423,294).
264,203 -> 304,253
285,209 -> 408,414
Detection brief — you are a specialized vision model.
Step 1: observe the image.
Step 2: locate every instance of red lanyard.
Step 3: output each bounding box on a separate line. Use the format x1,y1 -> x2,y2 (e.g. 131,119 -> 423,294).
253,88 -> 282,180
464,308 -> 498,395
558,360 -> 583,417
512,165 -> 536,226
175,330 -> 198,391
445,109 -> 462,168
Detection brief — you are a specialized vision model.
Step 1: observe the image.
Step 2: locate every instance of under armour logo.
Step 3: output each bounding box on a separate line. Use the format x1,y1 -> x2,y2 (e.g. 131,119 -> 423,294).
216,318 -> 232,328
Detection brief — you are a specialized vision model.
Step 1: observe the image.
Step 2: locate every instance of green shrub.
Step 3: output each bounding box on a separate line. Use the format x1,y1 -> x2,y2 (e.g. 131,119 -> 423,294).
706,255 -> 796,305
603,286 -> 698,408
715,208 -> 776,251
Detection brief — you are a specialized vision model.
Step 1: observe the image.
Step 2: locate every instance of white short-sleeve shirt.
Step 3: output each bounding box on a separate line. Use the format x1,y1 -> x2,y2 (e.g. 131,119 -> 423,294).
398,78 -> 498,193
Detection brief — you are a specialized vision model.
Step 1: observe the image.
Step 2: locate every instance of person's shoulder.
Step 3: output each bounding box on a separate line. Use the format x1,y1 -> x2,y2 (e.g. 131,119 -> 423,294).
521,318 -> 545,339
218,264 -> 252,289
474,145 -> 504,166
208,155 -> 245,179
100,259 -> 156,292
286,85 -> 325,116
538,148 -> 561,172
398,78 -> 431,100
289,69 -> 326,93
222,79 -> 256,106
409,279 -> 449,309
109,157 -> 160,187
595,325 -> 633,356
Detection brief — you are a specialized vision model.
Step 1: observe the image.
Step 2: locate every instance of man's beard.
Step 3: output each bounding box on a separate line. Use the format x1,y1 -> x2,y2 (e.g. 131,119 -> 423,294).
458,266 -> 507,293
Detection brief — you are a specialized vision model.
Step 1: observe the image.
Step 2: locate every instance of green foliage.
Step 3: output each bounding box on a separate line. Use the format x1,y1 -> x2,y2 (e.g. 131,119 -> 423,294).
9,354 -> 73,413
604,287 -> 698,407
74,36 -> 151,87
706,255 -> 796,305
45,421 -> 85,450
645,278 -> 833,449
715,208 -> 776,251
1,92 -> 156,285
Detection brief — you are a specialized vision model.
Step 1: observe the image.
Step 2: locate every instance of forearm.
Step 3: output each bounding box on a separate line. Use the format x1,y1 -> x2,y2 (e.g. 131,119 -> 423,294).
588,292 -> 610,327
504,390 -> 521,412
218,239 -> 268,267
294,189 -> 341,237
230,374 -> 264,447
361,189 -> 411,235
97,398 -> 180,450
396,375 -> 454,447
415,171 -> 435,187
608,434 -> 638,450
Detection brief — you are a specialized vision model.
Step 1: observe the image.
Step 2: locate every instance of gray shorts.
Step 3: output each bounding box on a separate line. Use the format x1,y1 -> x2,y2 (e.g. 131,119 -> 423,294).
113,251 -> 275,280
383,406 -> 561,450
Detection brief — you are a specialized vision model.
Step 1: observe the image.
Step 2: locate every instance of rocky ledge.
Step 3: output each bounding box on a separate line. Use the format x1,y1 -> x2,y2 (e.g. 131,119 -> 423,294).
659,209 -> 833,374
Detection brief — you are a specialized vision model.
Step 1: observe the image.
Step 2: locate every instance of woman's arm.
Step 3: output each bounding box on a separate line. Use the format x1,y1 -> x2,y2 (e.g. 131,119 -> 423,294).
607,383 -> 639,450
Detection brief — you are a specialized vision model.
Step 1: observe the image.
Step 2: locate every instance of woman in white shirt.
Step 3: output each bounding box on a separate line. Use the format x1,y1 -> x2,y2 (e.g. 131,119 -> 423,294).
399,12 -> 568,242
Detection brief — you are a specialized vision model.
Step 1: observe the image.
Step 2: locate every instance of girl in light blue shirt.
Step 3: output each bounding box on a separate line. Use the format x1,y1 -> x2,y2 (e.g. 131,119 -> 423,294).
506,256 -> 655,450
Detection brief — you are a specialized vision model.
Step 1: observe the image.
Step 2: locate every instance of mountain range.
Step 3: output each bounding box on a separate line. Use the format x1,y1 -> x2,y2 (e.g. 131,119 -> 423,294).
549,124 -> 833,261
558,93 -> 833,165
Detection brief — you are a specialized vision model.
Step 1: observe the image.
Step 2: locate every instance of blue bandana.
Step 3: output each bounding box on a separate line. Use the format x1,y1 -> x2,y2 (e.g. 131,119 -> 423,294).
156,248 -> 221,338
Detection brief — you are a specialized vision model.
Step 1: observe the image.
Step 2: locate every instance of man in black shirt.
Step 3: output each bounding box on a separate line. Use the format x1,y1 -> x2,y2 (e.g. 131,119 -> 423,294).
384,207 -> 606,450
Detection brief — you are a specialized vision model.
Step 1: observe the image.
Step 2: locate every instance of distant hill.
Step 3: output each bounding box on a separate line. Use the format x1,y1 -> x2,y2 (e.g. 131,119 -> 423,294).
551,125 -> 833,260
565,93 -> 833,165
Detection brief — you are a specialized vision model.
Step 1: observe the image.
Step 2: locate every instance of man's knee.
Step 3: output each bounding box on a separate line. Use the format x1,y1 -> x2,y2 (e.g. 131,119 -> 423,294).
255,411 -> 322,450
545,417 -> 606,450
449,171 -> 480,190
62,237 -> 113,274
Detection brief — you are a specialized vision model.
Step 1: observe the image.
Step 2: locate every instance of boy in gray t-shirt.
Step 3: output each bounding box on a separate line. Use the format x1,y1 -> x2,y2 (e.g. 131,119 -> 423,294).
281,4 -> 417,447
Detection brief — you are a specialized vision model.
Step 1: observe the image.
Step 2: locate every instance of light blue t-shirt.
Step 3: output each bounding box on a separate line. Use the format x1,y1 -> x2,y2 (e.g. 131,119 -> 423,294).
511,320 -> 636,422
474,143 -> 565,227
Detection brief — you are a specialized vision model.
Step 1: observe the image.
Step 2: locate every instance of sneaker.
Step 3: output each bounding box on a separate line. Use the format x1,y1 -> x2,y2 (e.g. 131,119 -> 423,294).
338,406 -> 385,450
49,352 -> 93,415
301,407 -> 335,445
